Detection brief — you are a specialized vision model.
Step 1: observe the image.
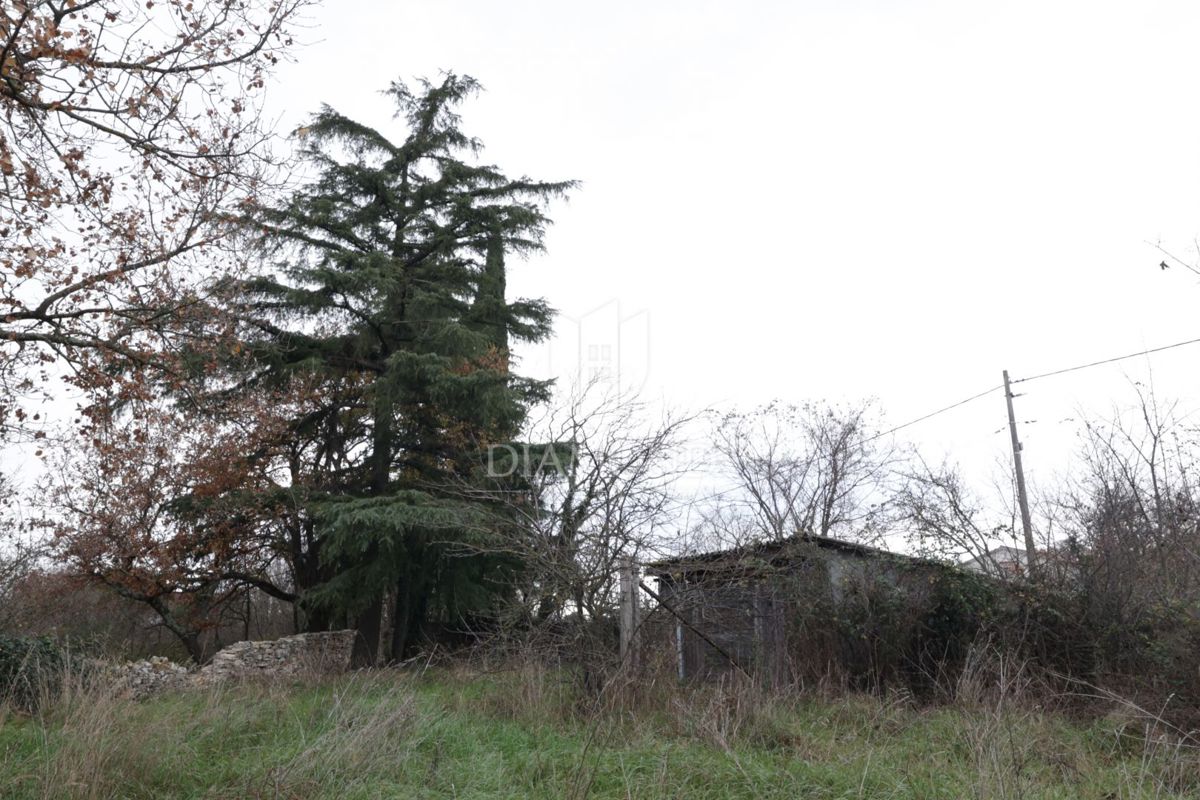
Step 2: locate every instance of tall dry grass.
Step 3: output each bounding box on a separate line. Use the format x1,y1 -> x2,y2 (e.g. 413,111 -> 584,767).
462,641 -> 1200,799
2,663 -> 426,800
6,645 -> 1200,799
949,644 -> 1200,800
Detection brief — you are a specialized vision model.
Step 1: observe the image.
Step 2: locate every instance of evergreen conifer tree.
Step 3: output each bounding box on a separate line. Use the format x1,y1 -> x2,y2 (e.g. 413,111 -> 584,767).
237,74 -> 573,663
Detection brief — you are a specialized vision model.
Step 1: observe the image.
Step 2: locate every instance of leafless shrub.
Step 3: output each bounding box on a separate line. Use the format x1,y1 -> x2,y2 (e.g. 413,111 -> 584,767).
953,643 -> 1044,710
1040,385 -> 1200,716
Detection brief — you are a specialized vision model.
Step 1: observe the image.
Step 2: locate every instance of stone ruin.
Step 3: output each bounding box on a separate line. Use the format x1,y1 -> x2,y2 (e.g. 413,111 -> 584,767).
116,630 -> 357,699
195,630 -> 356,685
119,656 -> 193,699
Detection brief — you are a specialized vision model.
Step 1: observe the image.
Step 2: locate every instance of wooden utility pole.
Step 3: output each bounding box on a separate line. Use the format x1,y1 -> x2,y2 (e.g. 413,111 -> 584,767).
1003,370 -> 1038,577
618,556 -> 640,667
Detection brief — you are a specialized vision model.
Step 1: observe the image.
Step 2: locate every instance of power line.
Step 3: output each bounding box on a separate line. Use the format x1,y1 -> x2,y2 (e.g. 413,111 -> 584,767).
665,387 -> 1007,514
1013,335 -> 1200,385
858,334 -> 1200,446
664,334 -> 1200,516
862,384 -> 1003,444
863,334 -> 1200,445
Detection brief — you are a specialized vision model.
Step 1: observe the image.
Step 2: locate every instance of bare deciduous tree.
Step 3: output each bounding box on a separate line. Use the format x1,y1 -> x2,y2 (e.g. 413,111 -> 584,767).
894,456 -> 1022,575
459,382 -> 695,680
42,383 -> 317,661
0,0 -> 310,429
704,400 -> 899,546
514,385 -> 691,620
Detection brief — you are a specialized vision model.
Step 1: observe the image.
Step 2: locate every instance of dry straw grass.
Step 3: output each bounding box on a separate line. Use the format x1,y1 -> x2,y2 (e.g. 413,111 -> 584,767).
4,664 -> 426,800
6,646 -> 1200,798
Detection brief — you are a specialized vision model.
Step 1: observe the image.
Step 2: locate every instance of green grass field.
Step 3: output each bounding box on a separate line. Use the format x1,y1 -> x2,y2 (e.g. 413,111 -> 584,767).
1,666 -> 1196,799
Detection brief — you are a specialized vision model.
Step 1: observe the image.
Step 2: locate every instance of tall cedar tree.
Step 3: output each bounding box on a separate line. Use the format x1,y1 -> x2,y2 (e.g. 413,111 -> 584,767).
239,75 -> 573,664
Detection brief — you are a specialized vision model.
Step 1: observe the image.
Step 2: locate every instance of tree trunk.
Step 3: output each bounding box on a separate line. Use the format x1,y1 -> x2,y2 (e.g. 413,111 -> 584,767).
350,595 -> 383,668
292,530 -> 332,632
389,581 -> 413,663
389,571 -> 431,662
182,632 -> 206,665
145,594 -> 209,664
301,601 -> 335,633
243,589 -> 252,640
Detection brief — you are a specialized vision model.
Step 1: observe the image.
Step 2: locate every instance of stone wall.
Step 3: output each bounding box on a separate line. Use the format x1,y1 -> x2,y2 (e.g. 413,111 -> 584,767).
112,631 -> 357,698
196,630 -> 356,684
116,656 -> 193,700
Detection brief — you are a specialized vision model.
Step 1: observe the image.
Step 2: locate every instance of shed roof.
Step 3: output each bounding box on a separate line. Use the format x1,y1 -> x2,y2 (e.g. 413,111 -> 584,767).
644,533 -> 935,579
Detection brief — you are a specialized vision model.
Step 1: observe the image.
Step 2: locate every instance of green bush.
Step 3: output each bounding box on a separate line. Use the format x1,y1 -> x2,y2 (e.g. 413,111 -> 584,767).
908,566 -> 997,691
0,634 -> 66,712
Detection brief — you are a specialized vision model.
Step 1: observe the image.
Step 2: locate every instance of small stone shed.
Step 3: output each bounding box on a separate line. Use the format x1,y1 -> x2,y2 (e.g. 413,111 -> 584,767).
645,534 -> 943,683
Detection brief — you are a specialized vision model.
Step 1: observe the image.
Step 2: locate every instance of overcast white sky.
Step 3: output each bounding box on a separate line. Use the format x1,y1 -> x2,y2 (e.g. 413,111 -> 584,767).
268,0 -> 1200,509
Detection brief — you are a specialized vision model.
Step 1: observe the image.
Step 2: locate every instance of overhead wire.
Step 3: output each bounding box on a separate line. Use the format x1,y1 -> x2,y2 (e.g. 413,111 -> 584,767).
860,384 -> 1003,444
863,333 -> 1200,445
1012,335 -> 1200,385
660,333 -> 1200,515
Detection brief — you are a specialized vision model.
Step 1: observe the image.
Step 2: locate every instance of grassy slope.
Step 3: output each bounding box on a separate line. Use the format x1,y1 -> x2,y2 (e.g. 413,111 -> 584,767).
0,668 -> 1194,799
